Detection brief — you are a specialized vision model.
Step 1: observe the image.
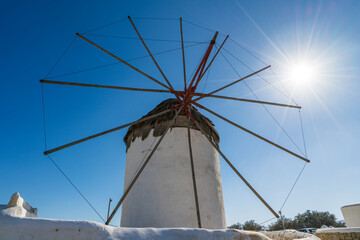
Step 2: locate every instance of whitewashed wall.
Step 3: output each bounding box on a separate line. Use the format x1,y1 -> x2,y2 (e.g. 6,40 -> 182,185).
341,203 -> 360,227
120,127 -> 226,229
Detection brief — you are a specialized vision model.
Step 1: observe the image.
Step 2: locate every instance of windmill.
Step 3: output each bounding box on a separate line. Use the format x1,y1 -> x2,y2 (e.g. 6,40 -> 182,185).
40,16 -> 310,228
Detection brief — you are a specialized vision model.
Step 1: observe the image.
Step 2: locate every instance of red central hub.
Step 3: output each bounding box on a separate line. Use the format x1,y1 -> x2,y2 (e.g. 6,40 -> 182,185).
171,32 -> 219,119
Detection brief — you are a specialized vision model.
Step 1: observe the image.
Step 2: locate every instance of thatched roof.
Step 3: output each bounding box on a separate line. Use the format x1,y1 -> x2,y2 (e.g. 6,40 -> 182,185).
124,98 -> 220,150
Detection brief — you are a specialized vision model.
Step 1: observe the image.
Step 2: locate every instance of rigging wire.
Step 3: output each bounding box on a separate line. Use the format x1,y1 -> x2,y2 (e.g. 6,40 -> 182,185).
186,43 -> 209,86
299,110 -> 308,157
182,19 -> 227,37
279,162 -> 307,212
40,82 -> 106,223
218,43 -> 309,216
225,39 -> 310,213
132,17 -> 178,21
83,33 -> 205,43
82,18 -> 128,34
46,155 -> 106,223
229,38 -> 299,106
260,217 -> 277,226
46,41 -> 209,80
41,84 -> 48,150
222,46 -> 295,106
45,36 -> 77,78
201,45 -> 216,92
277,109 -> 309,212
218,47 -> 306,156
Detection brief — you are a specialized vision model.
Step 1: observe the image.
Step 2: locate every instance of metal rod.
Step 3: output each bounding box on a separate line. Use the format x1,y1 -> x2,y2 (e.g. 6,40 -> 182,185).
187,117 -> 202,228
192,119 -> 280,219
76,33 -> 170,90
128,16 -> 174,90
105,107 -> 183,225
200,35 -> 229,79
180,17 -> 187,91
107,198 -> 112,221
44,109 -> 172,155
193,103 -> 310,163
194,92 -> 301,109
40,79 -> 171,93
194,65 -> 271,102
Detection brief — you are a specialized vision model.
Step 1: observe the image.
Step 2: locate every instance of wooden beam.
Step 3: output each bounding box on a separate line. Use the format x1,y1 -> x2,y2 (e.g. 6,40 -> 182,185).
76,33 -> 170,90
40,79 -> 171,93
194,92 -> 301,109
44,109 -> 172,155
187,117 -> 202,228
193,32 -> 218,89
128,16 -> 174,90
180,17 -> 187,91
193,103 -> 310,163
40,80 -> 299,109
194,65 -> 271,102
200,35 -> 229,79
192,119 -> 280,219
105,107 -> 183,225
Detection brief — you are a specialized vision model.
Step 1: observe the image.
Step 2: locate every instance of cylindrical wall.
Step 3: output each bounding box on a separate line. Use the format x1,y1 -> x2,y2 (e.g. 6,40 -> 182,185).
120,127 -> 226,229
341,203 -> 360,227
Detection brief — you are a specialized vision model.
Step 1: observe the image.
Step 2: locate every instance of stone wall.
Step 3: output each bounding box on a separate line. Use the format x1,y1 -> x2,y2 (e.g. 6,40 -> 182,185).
262,229 -> 320,240
316,228 -> 360,240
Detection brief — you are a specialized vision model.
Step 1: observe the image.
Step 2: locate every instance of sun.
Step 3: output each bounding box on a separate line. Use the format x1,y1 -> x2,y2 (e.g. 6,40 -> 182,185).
289,61 -> 315,86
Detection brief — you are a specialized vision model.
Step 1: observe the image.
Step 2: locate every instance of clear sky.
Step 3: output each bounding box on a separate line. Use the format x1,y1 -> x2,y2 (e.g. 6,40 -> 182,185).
1,0 -> 360,227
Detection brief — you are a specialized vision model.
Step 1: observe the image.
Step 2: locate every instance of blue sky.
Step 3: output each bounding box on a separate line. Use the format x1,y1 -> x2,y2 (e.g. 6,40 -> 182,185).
1,0 -> 360,227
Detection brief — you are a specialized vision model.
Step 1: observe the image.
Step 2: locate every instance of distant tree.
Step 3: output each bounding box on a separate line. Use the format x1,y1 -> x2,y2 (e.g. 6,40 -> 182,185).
294,210 -> 345,228
230,210 -> 345,231
228,220 -> 263,231
228,222 -> 242,229
242,220 -> 264,231
268,217 -> 298,231
268,210 -> 345,230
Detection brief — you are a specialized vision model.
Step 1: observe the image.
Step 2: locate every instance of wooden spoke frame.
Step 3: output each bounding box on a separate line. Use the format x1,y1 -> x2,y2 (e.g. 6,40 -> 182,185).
42,17 -> 310,225
105,106 -> 183,225
187,116 -> 202,227
192,102 -> 310,163
192,118 -> 280,219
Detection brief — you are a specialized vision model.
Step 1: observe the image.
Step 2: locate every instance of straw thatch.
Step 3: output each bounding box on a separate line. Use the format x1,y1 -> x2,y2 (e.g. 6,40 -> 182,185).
124,98 -> 220,150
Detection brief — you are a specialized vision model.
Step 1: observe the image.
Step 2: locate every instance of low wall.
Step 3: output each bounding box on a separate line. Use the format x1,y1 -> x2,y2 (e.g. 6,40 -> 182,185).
0,214 -> 271,240
316,228 -> 360,240
262,229 -> 320,240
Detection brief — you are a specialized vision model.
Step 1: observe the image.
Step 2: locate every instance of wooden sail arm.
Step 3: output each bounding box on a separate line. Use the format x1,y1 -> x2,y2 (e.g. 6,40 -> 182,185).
128,16 -> 174,91
193,65 -> 271,102
192,102 -> 310,163
40,80 -> 300,109
193,92 -> 301,109
180,17 -> 187,91
191,119 -> 280,219
40,80 -> 171,93
105,106 -> 183,225
76,33 -> 171,90
43,109 -> 172,155
193,32 -> 218,90
200,35 -> 229,79
187,117 -> 202,228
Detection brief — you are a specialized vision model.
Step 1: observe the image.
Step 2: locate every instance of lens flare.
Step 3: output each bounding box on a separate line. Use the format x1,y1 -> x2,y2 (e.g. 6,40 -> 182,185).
289,62 -> 315,85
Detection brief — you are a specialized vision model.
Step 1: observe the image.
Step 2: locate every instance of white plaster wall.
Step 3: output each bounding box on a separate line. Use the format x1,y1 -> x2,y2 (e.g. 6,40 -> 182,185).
341,203 -> 360,227
1,213 -> 269,240
120,127 -> 226,229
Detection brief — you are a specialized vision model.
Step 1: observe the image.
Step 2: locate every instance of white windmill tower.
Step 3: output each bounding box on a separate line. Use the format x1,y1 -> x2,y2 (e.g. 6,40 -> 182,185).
40,16 -> 310,228
121,98 -> 226,228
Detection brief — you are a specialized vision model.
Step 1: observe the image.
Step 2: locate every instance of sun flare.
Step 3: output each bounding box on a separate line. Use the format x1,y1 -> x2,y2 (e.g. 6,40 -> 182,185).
289,62 -> 315,85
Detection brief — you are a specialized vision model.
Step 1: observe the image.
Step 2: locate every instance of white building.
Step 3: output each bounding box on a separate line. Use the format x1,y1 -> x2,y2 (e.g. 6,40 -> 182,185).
120,99 -> 226,229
